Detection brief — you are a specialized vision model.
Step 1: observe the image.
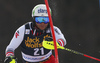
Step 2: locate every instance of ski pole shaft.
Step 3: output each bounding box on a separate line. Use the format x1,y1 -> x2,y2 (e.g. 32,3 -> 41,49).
65,48 -> 100,61
43,40 -> 100,61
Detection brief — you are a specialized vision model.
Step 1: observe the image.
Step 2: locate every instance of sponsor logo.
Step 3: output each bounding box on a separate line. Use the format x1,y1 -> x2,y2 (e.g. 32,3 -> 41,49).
25,35 -> 50,48
25,37 -> 41,48
25,29 -> 30,34
23,55 -> 46,60
15,31 -> 19,38
38,9 -> 47,13
54,29 -> 60,35
23,52 -> 52,60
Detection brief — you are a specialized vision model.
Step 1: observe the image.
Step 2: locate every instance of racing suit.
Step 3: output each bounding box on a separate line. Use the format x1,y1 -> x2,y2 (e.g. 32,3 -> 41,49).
5,22 -> 67,63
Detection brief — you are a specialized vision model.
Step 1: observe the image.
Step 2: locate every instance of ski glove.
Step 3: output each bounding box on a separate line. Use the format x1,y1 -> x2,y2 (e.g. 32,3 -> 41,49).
4,56 -> 17,63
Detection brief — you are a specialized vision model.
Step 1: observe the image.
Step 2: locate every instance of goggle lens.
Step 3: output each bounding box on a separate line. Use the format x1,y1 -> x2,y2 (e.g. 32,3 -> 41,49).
35,17 -> 49,24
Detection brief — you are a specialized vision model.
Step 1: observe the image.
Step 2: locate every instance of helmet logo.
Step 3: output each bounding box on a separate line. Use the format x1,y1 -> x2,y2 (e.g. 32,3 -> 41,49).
38,8 -> 47,13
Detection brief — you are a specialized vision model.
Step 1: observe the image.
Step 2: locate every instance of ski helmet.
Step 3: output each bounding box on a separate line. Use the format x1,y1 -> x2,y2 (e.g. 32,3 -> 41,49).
32,4 -> 52,17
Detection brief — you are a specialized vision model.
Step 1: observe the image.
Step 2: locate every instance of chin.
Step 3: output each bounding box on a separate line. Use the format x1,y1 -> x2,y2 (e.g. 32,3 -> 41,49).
40,28 -> 45,30
39,27 -> 47,30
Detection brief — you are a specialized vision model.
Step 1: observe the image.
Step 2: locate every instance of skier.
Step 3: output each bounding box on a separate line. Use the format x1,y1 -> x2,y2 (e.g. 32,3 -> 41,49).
4,4 -> 67,63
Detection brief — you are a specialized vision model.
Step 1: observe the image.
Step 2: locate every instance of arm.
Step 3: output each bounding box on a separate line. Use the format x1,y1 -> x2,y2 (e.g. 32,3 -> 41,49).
5,25 -> 25,56
54,26 -> 67,47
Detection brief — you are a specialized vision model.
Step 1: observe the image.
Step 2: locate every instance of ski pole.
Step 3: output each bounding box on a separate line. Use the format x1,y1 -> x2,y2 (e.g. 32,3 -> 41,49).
44,0 -> 59,63
43,40 -> 100,62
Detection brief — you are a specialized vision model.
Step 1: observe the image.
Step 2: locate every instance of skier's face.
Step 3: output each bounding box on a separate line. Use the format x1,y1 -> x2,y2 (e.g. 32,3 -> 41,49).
36,22 -> 49,30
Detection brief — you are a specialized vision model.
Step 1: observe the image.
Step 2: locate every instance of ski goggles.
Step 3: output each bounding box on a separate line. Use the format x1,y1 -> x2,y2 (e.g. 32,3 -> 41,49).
35,17 -> 49,24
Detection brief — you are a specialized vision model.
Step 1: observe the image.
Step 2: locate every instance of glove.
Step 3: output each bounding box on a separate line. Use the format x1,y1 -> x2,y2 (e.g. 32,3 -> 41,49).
45,37 -> 53,41
4,56 -> 17,63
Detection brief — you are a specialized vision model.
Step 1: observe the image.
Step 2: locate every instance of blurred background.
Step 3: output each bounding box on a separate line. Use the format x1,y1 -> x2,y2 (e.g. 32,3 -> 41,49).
0,0 -> 100,63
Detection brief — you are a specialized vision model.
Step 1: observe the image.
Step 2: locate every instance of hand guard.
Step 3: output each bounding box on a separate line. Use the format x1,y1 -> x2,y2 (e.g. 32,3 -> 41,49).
4,56 -> 17,63
45,37 -> 61,46
45,37 -> 53,41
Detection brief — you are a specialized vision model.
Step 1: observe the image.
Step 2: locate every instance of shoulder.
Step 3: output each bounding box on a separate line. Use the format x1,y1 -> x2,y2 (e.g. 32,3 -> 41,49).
19,22 -> 33,29
14,24 -> 25,36
17,24 -> 25,31
16,22 -> 34,33
24,22 -> 33,26
15,22 -> 32,33
53,26 -> 58,28
53,26 -> 61,30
